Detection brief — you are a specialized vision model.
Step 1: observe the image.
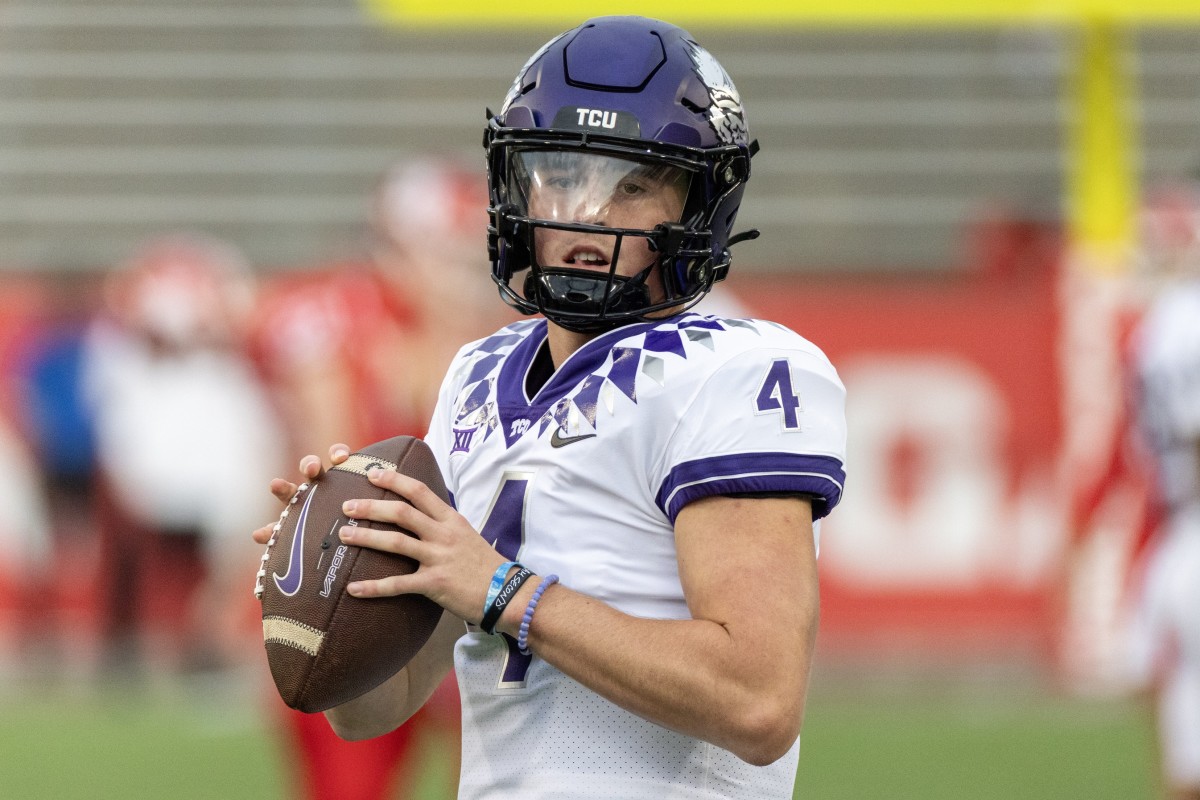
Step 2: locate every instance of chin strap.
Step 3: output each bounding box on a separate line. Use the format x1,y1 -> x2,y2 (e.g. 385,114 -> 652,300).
728,228 -> 760,247
617,263 -> 653,301
523,263 -> 656,333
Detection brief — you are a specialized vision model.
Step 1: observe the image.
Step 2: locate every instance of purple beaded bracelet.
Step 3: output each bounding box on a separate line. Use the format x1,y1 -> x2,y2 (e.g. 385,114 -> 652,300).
517,574 -> 558,655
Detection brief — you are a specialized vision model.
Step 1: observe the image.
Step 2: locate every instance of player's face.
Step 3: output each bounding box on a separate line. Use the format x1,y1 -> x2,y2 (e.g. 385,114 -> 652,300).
515,152 -> 691,297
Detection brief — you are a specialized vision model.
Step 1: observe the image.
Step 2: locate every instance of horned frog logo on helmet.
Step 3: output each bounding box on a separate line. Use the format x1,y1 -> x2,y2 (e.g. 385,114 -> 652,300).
685,40 -> 748,146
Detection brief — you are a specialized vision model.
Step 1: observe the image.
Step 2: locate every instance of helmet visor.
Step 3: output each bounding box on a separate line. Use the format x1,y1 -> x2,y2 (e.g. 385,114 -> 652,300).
505,150 -> 694,277
508,150 -> 692,230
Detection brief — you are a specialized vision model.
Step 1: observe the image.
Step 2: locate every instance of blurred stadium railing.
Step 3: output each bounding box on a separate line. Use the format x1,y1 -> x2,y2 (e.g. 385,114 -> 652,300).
2,0 -> 1196,274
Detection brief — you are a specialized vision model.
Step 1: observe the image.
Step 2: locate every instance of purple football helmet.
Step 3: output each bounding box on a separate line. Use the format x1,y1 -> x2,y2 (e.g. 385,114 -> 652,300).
485,16 -> 759,332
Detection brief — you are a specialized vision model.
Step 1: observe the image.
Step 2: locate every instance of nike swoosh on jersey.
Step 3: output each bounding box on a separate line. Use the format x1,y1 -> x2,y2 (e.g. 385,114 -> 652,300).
273,484 -> 318,597
550,428 -> 597,448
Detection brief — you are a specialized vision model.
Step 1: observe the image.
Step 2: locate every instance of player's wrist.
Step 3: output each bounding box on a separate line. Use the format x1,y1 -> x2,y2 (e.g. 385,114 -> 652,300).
495,574 -> 557,644
493,579 -> 537,638
479,564 -> 533,634
479,560 -> 520,626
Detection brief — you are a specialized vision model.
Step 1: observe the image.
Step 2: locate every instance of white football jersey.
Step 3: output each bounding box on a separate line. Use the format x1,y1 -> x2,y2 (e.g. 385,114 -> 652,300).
1126,280 -> 1200,787
1133,279 -> 1200,512
425,313 -> 847,800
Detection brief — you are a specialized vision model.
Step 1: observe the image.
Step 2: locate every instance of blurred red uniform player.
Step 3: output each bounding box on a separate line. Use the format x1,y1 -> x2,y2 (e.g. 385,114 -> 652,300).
0,284 -> 54,664
1123,182 -> 1200,800
254,159 -> 513,800
1068,183 -> 1200,800
84,234 -> 284,676
0,281 -> 52,661
0,416 -> 50,660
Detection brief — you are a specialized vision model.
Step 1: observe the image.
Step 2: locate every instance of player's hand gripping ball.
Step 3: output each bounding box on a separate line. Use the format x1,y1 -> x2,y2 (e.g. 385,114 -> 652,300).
255,436 -> 445,713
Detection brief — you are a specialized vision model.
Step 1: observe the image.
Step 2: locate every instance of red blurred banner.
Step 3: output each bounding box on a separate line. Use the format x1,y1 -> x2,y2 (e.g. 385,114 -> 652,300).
737,231 -> 1071,663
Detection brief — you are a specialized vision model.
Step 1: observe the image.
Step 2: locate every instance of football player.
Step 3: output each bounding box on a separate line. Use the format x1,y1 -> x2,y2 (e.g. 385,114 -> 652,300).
1126,181 -> 1200,800
255,16 -> 847,798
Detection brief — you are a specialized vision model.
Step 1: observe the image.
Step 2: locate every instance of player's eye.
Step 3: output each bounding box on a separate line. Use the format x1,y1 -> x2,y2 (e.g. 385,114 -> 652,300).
541,172 -> 577,191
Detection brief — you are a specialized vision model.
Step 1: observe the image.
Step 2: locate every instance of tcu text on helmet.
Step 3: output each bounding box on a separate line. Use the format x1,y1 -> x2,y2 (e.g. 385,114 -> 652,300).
576,108 -> 618,129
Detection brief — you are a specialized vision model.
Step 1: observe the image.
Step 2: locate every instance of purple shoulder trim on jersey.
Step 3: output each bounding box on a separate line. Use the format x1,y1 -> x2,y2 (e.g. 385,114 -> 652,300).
644,328 -> 687,358
459,378 -> 491,417
463,353 -> 505,387
678,317 -> 725,331
656,452 -> 846,524
608,347 -> 641,401
476,331 -> 524,354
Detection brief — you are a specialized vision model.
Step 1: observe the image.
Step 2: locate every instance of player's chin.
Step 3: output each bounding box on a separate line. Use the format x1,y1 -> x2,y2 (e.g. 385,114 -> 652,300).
645,302 -> 685,320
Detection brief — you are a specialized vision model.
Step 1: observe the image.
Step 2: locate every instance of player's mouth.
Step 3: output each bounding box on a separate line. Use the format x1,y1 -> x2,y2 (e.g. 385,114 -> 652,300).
563,246 -> 611,270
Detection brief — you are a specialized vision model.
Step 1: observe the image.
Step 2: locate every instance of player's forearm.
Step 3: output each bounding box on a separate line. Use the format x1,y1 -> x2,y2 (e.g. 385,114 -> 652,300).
495,582 -> 817,766
325,611 -> 459,741
324,664 -> 415,740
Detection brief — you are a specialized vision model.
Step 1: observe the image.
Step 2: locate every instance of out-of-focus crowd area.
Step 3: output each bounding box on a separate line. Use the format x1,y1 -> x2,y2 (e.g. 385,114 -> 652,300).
0,236 -> 273,684
0,161 -> 514,687
0,159 -> 506,799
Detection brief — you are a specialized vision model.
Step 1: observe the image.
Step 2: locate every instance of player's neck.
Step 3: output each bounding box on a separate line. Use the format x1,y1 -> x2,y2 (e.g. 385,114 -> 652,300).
545,324 -> 600,369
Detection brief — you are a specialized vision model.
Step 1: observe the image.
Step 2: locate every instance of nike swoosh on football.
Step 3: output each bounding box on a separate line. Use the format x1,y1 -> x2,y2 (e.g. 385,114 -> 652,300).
550,428 -> 597,448
273,484 -> 318,597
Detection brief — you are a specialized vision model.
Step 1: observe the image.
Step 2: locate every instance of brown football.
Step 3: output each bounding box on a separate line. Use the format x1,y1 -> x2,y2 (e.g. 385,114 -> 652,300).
255,435 -> 445,713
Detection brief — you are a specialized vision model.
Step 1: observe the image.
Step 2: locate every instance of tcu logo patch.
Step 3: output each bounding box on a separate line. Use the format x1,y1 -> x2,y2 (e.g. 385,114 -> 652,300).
575,108 -> 618,129
552,106 -> 640,137
510,419 -> 531,437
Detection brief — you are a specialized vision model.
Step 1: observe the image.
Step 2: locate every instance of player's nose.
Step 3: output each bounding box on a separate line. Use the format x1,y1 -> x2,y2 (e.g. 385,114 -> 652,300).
566,187 -> 610,226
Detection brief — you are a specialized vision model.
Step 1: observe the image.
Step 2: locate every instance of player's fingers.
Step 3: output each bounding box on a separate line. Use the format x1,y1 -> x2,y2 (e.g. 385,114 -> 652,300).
269,477 -> 297,503
251,522 -> 275,545
338,524 -> 424,560
346,574 -> 420,599
329,443 -> 350,465
342,496 -> 402,525
367,468 -> 454,521
299,455 -> 321,479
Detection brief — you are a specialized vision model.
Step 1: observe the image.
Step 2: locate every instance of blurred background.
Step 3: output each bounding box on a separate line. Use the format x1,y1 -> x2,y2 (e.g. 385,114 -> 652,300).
2,0 -> 1198,798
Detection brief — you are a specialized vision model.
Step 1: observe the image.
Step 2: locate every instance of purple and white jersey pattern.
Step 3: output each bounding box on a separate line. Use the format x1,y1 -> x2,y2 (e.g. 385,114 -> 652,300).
425,313 -> 846,799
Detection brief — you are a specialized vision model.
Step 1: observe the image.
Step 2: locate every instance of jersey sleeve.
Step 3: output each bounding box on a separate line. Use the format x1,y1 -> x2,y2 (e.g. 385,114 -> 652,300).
654,345 -> 847,525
